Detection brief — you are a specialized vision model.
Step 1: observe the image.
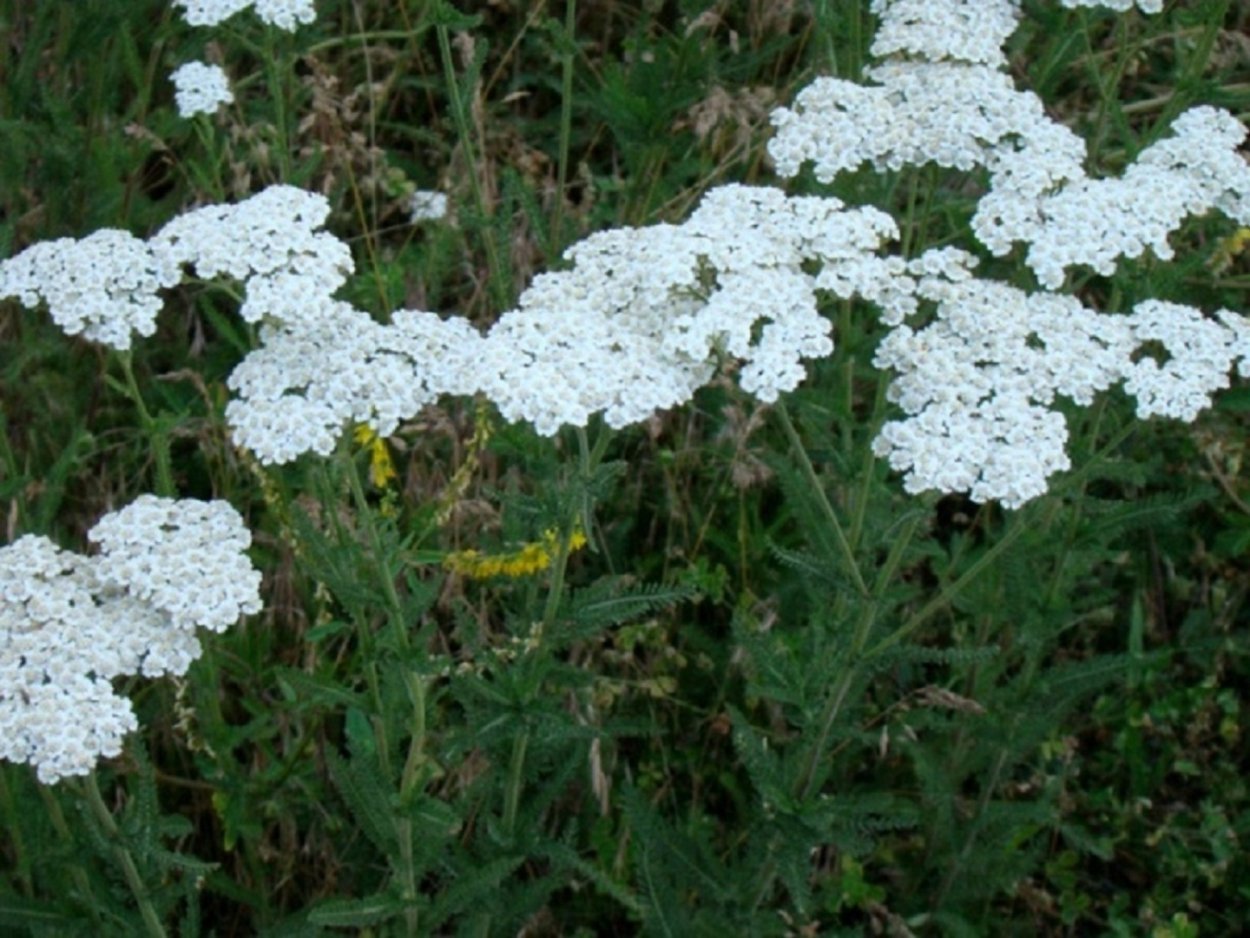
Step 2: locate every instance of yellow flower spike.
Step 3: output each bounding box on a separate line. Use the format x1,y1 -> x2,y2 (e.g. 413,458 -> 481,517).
353,424 -> 398,490
442,526 -> 588,580
1210,227 -> 1250,274
436,401 -> 495,527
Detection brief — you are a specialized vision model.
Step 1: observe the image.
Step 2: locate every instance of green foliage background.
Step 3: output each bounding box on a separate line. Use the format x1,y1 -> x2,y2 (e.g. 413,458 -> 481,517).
2,1 -> 1250,935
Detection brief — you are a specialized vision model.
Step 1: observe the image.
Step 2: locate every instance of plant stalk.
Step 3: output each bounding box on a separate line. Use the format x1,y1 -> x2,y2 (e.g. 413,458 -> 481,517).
435,18 -> 509,311
775,400 -> 870,598
82,774 -> 167,938
117,352 -> 174,498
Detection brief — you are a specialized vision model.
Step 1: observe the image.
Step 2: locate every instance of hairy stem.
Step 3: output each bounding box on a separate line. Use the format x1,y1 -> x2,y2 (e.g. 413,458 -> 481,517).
775,399 -> 870,598
82,774 -> 167,938
38,786 -> 99,924
117,352 -> 174,498
551,0 -> 577,254
435,19 -> 509,311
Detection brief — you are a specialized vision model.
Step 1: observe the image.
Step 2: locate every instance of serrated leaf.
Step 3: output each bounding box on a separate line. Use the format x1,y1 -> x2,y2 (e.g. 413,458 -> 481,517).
307,892 -> 406,927
425,856 -> 526,927
565,579 -> 694,632
324,747 -> 397,857
273,666 -> 364,710
0,897 -> 82,929
428,1 -> 483,30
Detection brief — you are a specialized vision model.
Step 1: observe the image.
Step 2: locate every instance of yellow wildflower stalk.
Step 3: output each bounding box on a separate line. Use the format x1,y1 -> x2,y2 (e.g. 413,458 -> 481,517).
444,527 -> 588,580
435,400 -> 494,527
1210,227 -> 1250,274
353,424 -> 398,490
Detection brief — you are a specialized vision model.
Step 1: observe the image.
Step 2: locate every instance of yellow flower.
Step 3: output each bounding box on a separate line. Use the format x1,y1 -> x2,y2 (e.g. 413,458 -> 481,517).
353,424 -> 397,490
443,527 -> 588,580
436,402 -> 494,527
1210,227 -> 1250,274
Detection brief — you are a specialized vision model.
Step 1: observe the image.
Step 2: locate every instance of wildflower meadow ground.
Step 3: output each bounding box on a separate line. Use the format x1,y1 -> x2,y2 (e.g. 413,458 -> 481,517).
2,0 -> 1250,934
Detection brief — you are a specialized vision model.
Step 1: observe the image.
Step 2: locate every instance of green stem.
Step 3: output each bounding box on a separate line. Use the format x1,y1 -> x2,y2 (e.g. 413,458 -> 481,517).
263,27 -> 293,181
796,509 -> 921,802
1043,400 -> 1106,608
344,446 -> 409,652
397,671 -> 429,936
550,0 -> 577,254
752,501 -> 924,911
813,0 -> 838,75
435,19 -> 509,311
866,510 -> 1031,660
38,786 -> 98,922
0,772 -> 31,896
81,774 -> 167,938
501,729 -> 530,837
117,352 -> 174,497
935,746 -> 1010,912
398,673 -> 430,800
477,427 -> 606,937
0,414 -> 25,532
318,460 -> 389,765
344,447 -> 430,934
775,399 -> 870,598
848,376 -> 889,554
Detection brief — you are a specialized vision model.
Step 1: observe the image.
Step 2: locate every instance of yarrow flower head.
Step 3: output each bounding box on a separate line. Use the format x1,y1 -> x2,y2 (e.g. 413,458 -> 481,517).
976,106 -> 1250,287
173,0 -> 316,30
225,303 -> 484,463
868,0 -> 1021,68
870,250 -> 1135,507
478,184 -> 897,435
409,190 -> 449,223
0,230 -> 181,350
151,185 -> 354,327
170,61 -> 233,118
1058,0 -> 1162,12
0,185 -> 353,350
767,0 -> 1250,507
0,497 -> 262,783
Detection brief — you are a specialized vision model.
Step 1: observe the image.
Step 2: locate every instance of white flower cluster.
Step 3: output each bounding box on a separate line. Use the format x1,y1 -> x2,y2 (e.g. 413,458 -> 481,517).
1121,301 -> 1250,422
0,497 -> 262,783
771,6 -> 1250,290
1058,0 -> 1162,12
410,190 -> 449,223
478,185 -> 897,434
977,106 -> 1250,288
767,0 -> 1250,505
0,186 -> 351,349
769,61 -> 1077,180
226,304 -> 483,463
169,0 -> 315,122
0,231 -> 181,350
8,0 -> 1247,512
868,0 -> 1021,68
221,185 -> 894,452
871,250 -> 1119,507
170,61 -> 233,118
871,251 -> 1250,507
173,0 -> 316,30
151,185 -> 353,326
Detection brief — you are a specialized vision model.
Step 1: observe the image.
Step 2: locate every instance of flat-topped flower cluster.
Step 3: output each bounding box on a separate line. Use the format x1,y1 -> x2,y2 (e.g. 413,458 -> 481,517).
166,0 -> 316,120
170,61 -> 234,118
174,0 -> 315,30
764,0 -> 1250,504
2,0 -> 1248,503
0,498 -> 262,782
1,0 -> 1247,783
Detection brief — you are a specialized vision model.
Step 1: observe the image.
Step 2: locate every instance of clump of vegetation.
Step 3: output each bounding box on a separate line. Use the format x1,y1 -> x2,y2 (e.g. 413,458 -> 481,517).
2,1 -> 1249,934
